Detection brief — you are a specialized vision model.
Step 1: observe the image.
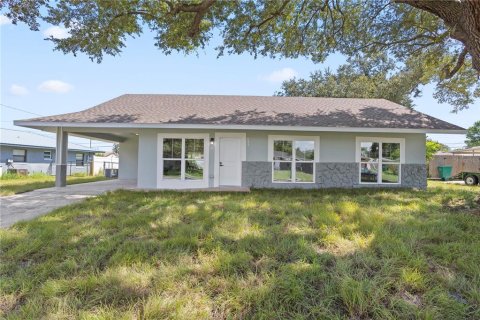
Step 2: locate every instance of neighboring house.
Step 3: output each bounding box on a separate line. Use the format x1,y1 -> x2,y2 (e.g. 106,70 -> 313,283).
14,94 -> 465,189
0,128 -> 95,175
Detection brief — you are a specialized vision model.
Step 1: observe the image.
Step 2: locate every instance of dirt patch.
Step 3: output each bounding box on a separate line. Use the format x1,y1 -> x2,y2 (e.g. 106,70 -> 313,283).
444,195 -> 480,216
399,290 -> 422,307
0,293 -> 24,316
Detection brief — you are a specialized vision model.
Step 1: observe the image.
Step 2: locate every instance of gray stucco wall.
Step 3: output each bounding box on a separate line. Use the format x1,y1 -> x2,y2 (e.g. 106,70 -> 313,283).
245,131 -> 426,164
137,131 -> 158,188
119,136 -> 139,180
130,129 -> 427,189
134,129 -> 217,188
242,162 -> 427,189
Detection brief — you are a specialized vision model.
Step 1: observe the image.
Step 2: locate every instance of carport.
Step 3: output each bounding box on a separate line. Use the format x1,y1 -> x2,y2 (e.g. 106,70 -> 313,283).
12,121 -> 139,188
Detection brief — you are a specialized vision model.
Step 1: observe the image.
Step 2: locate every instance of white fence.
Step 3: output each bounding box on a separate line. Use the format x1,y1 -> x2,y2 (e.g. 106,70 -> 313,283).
92,154 -> 119,175
1,154 -> 119,176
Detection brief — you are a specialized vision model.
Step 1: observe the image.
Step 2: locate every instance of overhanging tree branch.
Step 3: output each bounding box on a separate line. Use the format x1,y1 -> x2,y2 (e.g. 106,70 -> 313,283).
244,0 -> 291,37
395,0 -> 480,75
444,47 -> 468,79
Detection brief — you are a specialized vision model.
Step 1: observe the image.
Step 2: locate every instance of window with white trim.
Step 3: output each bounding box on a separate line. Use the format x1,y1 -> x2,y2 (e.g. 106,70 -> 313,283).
12,149 -> 27,162
269,136 -> 318,183
162,137 -> 205,180
43,150 -> 52,160
75,153 -> 84,166
357,138 -> 403,184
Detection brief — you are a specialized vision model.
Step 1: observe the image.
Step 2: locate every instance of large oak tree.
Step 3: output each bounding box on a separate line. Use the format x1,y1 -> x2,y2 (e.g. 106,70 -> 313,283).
277,53 -> 421,108
2,0 -> 479,110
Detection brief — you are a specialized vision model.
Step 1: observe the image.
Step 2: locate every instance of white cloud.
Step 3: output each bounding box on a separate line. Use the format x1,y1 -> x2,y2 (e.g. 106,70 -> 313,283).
38,80 -> 73,93
260,67 -> 298,83
43,26 -> 70,39
9,84 -> 29,96
0,15 -> 12,26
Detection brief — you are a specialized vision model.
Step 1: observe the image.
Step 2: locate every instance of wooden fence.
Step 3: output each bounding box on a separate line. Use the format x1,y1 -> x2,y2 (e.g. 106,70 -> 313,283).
428,153 -> 480,178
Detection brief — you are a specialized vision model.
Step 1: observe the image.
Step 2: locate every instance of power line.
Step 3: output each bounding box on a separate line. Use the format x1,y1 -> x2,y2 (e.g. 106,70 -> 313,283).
0,128 -> 106,150
0,103 -> 43,117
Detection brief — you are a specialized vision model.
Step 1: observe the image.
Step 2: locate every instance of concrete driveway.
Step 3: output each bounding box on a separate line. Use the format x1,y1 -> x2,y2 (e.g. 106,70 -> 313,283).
0,179 -> 136,228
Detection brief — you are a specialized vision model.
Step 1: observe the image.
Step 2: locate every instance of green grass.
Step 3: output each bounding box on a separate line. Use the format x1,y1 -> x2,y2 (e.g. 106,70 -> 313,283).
1,182 -> 479,319
0,174 -> 107,196
274,170 -> 313,182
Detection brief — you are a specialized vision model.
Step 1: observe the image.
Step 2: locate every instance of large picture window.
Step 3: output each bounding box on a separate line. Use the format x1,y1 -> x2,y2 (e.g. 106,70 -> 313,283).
162,137 -> 205,180
269,136 -> 318,183
358,138 -> 403,184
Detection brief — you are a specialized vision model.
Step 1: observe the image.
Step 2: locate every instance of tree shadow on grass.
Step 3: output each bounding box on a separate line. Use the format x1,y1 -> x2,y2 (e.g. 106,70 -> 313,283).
1,187 -> 479,319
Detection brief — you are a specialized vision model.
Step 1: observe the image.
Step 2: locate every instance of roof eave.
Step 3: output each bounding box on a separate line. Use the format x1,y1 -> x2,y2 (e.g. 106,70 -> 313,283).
13,120 -> 466,134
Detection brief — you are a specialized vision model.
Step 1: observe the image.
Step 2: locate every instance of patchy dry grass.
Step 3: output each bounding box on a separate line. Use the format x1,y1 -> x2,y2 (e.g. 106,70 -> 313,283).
0,182 -> 479,319
0,174 -> 107,196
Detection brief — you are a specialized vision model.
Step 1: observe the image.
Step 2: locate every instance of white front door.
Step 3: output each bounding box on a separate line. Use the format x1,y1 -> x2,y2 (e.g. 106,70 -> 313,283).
219,137 -> 242,186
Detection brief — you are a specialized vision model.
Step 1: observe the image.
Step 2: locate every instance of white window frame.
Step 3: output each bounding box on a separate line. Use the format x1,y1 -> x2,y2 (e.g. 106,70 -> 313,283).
268,135 -> 320,184
75,153 -> 85,166
43,150 -> 52,160
157,133 -> 209,189
355,137 -> 405,185
12,149 -> 27,162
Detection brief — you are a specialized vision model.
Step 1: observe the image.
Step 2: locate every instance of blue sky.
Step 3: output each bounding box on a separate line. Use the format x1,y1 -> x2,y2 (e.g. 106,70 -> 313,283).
1,15 -> 478,151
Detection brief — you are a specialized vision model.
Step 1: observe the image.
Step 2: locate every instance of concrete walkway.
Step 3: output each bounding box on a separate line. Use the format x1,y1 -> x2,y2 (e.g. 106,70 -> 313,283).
0,179 -> 136,228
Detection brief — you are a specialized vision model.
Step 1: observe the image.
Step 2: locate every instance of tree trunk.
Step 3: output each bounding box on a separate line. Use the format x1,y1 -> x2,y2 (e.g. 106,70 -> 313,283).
396,0 -> 480,75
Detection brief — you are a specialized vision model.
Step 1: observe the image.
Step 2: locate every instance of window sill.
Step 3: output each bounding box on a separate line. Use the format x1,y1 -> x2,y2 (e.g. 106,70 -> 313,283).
359,182 -> 401,185
272,181 -> 316,184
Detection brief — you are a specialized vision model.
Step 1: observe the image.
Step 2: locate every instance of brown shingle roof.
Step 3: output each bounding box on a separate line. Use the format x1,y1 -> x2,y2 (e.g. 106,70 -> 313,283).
18,94 -> 464,130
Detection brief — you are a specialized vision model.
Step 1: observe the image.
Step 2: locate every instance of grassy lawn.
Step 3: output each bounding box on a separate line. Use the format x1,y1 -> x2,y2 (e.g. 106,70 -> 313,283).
0,174 -> 107,196
1,182 -> 479,319
274,170 -> 313,182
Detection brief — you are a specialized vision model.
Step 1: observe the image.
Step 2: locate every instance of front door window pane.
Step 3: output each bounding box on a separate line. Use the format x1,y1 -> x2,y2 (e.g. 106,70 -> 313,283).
296,162 -> 314,182
361,142 -> 379,162
163,160 -> 181,179
361,163 -> 378,183
163,138 -> 182,159
273,161 -> 292,182
382,143 -> 400,162
185,139 -> 204,159
295,141 -> 314,161
382,164 -> 399,183
273,140 -> 292,160
185,160 -> 204,180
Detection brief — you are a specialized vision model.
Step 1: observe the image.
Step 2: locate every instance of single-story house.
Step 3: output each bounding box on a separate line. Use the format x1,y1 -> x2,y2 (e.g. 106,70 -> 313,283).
0,128 -> 95,175
14,94 -> 465,189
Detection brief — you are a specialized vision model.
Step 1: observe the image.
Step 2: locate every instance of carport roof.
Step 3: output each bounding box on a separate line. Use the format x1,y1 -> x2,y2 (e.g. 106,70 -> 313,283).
15,94 -> 465,132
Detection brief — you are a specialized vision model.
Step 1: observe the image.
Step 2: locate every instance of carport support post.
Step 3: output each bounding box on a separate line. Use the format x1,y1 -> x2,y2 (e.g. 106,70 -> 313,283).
55,127 -> 68,187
